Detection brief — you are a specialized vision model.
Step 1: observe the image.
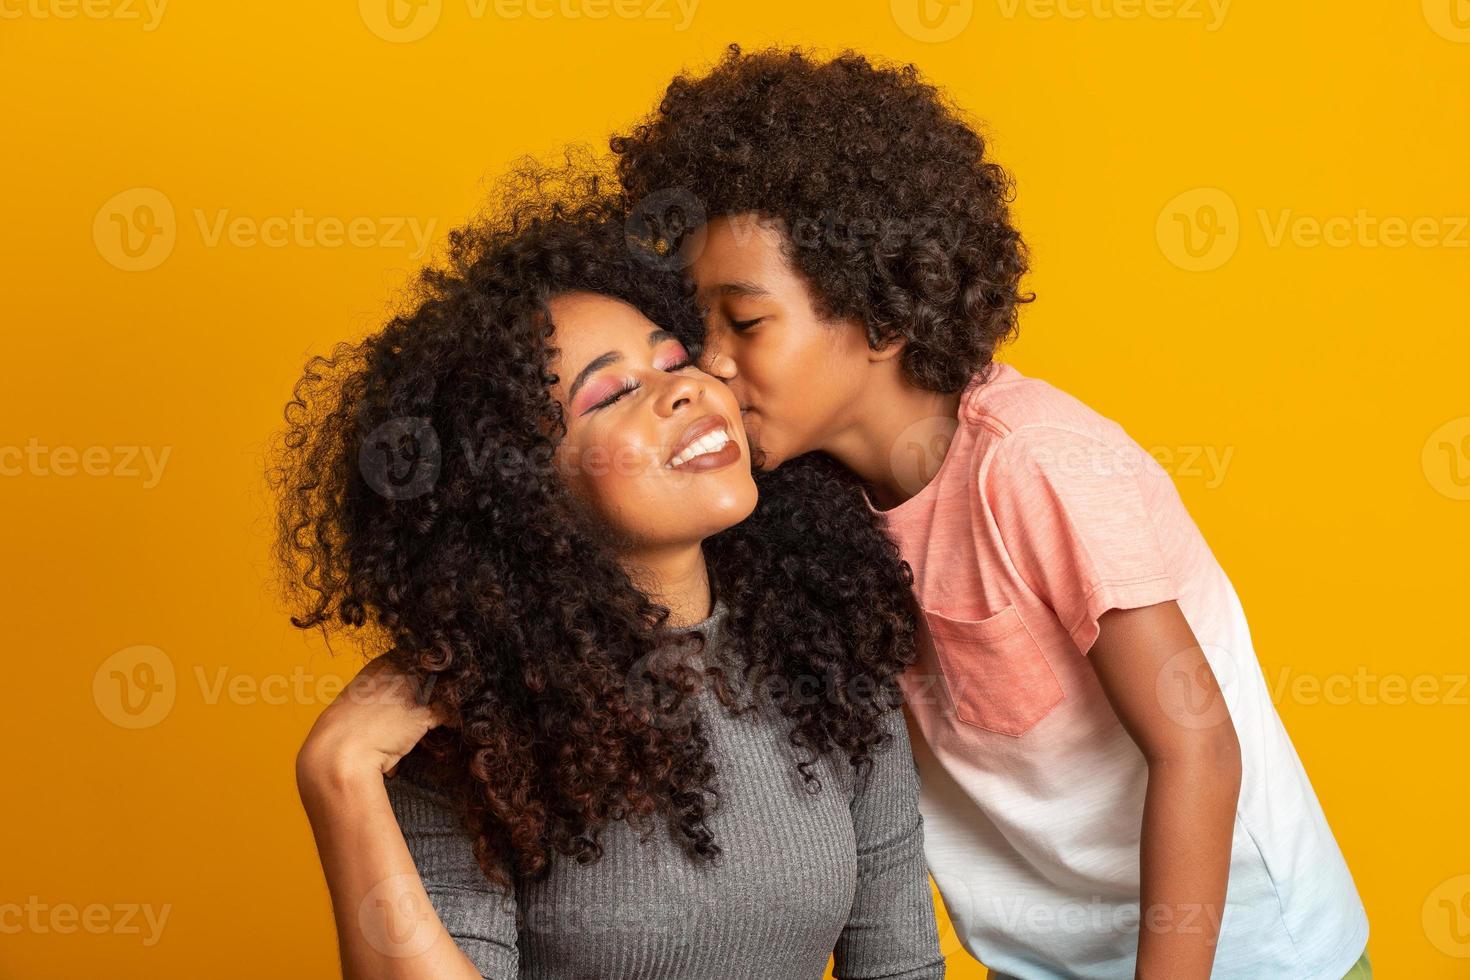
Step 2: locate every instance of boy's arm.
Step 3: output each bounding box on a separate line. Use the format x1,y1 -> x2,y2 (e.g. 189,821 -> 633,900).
1088,601 -> 1242,980
981,422 -> 1243,977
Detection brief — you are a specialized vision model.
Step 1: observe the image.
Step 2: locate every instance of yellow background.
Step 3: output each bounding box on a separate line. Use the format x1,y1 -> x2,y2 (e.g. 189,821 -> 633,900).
3,0 -> 1467,976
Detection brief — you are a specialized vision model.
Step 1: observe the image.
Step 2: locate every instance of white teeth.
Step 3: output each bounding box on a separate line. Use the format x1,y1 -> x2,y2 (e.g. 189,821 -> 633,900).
667,427 -> 731,468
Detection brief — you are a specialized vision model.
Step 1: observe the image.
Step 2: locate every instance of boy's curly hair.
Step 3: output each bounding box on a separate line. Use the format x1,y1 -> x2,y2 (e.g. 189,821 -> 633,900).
612,44 -> 1032,393
269,161 -> 918,891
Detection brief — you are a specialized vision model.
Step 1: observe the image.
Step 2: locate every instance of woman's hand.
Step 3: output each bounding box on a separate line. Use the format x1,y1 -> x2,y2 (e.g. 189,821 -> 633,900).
296,656 -> 449,794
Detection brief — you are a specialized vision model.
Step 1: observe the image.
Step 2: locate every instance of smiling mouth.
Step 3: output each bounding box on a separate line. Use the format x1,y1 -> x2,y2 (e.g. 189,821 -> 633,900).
664,414 -> 740,470
666,423 -> 734,469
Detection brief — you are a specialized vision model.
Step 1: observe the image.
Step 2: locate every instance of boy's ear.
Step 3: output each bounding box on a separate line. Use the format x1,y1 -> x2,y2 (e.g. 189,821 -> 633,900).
867,335 -> 905,364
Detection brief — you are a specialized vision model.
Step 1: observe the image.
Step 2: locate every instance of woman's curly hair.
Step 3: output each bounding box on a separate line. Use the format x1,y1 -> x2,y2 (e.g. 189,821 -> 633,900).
269,160 -> 918,892
612,44 -> 1033,393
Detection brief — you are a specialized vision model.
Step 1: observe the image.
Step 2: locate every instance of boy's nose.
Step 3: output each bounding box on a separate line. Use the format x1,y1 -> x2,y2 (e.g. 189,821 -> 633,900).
699,350 -> 738,380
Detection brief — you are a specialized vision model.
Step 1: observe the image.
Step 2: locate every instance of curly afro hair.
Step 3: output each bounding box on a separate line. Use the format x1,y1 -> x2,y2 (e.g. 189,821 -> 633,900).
270,160 -> 919,892
612,44 -> 1033,393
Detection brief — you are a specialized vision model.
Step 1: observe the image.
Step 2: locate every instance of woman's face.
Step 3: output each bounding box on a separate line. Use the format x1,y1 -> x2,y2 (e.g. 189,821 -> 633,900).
547,291 -> 758,552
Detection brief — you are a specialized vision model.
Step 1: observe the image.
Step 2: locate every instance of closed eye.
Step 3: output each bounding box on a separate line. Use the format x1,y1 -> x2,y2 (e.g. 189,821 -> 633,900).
588,381 -> 640,413
730,318 -> 763,332
587,359 -> 695,413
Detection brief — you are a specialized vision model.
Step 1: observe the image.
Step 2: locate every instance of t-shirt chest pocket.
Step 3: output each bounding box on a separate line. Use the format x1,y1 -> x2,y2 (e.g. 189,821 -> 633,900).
921,604 -> 1065,736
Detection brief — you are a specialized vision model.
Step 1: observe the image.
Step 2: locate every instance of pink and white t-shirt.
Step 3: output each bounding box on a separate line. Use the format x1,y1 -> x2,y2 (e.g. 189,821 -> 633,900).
873,362 -> 1367,980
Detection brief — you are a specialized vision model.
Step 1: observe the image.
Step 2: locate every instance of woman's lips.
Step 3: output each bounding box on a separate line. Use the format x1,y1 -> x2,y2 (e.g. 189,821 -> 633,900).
666,417 -> 742,472
668,434 -> 741,473
666,413 -> 729,464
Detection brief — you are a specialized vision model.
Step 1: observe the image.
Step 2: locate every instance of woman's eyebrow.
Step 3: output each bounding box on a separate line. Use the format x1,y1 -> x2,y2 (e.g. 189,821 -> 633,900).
568,351 -> 621,402
567,329 -> 680,400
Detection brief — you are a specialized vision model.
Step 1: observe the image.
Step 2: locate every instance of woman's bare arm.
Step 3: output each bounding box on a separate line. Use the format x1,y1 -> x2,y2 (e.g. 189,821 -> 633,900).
295,657 -> 489,980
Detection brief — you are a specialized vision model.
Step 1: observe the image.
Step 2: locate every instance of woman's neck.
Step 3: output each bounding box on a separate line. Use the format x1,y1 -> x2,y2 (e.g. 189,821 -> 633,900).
623,543 -> 714,628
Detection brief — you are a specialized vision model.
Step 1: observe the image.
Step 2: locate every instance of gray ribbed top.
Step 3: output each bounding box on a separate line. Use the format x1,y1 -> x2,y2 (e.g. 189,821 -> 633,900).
385,598 -> 945,979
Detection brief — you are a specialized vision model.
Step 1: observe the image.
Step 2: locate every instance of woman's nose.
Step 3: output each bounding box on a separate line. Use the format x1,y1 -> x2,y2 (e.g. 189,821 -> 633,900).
657,372 -> 702,415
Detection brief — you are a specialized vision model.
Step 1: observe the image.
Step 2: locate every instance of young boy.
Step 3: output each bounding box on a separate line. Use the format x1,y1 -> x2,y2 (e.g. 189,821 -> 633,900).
613,46 -> 1370,980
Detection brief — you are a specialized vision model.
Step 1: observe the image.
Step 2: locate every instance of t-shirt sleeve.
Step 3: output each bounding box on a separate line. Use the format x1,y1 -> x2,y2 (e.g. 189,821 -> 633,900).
982,423 -> 1180,656
384,767 -> 520,979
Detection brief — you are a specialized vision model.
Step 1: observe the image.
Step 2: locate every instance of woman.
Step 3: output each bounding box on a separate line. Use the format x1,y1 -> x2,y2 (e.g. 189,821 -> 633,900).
270,167 -> 946,980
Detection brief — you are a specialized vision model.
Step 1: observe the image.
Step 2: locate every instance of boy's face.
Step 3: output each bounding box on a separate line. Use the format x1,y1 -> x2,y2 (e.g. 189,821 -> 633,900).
684,214 -> 874,469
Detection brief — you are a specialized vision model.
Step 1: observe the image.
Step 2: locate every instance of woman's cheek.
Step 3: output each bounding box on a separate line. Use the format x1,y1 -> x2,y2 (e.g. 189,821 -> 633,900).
578,434 -> 662,492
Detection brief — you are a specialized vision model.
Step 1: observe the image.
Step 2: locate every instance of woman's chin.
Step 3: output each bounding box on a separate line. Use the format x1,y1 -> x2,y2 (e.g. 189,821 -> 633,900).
679,483 -> 762,542
707,484 -> 760,531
